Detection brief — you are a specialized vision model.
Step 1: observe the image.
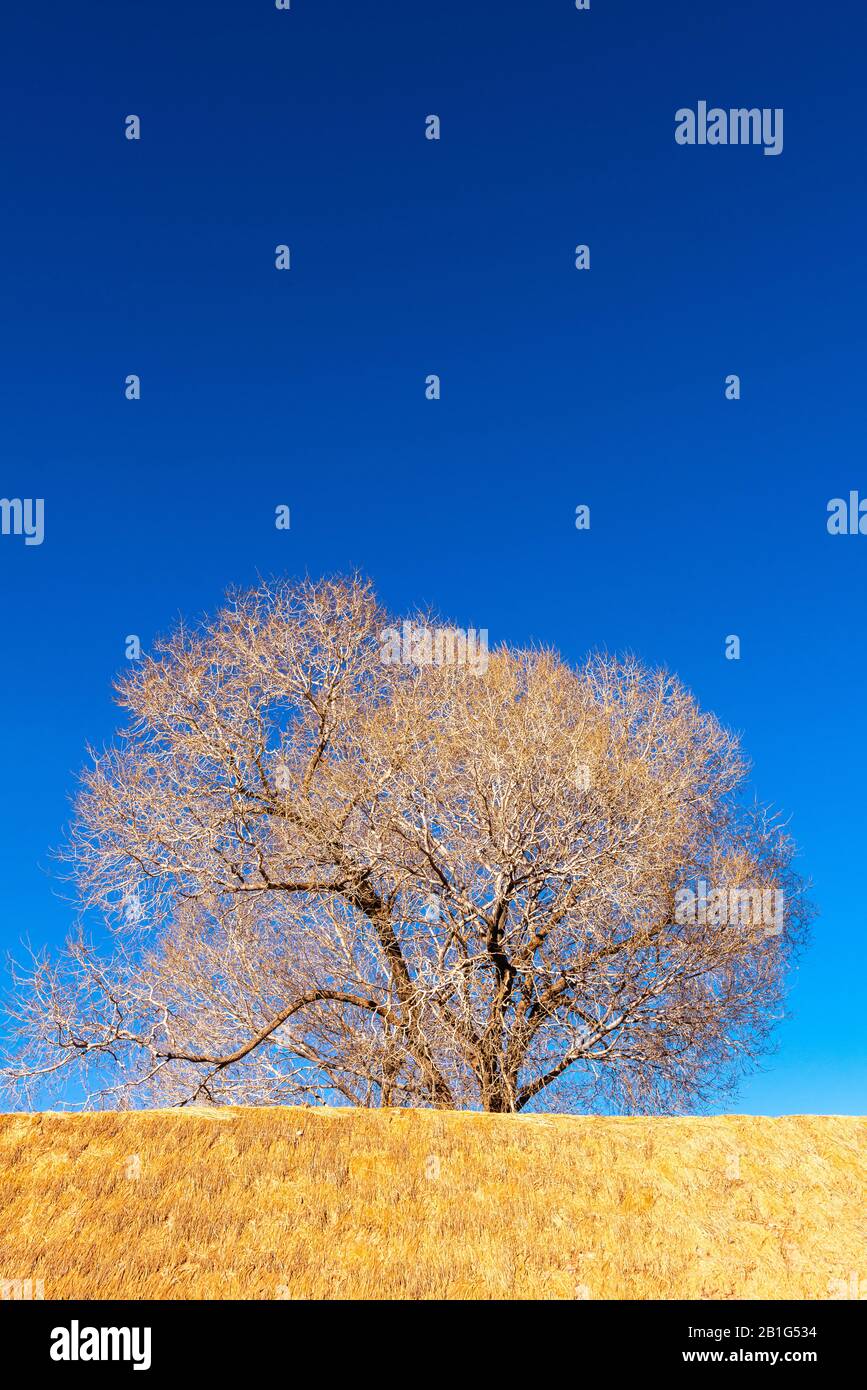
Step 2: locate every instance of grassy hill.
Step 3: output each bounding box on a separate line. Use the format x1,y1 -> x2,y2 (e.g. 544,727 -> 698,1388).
1,1108 -> 864,1300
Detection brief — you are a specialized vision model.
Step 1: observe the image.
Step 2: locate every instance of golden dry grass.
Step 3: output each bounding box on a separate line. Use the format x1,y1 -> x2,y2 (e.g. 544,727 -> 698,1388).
0,1108 -> 864,1300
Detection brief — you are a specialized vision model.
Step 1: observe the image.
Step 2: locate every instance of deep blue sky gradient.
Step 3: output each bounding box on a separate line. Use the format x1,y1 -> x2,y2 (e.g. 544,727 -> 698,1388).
1,1 -> 864,1111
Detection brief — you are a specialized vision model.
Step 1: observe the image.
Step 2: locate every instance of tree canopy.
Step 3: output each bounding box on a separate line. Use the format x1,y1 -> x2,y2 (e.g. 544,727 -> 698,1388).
2,575 -> 811,1113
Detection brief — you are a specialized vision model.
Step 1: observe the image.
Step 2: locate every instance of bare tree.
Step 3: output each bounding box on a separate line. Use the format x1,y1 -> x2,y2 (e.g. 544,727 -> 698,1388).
2,575 -> 811,1112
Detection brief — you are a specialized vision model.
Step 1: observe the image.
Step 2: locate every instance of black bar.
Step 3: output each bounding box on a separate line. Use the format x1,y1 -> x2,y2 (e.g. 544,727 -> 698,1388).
4,1298 -> 862,1375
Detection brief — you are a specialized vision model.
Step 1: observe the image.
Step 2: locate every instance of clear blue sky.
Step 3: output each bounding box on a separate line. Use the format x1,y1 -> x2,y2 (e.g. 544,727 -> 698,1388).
0,0 -> 864,1113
